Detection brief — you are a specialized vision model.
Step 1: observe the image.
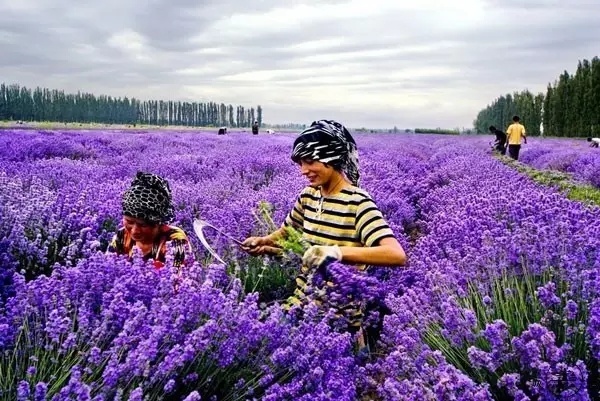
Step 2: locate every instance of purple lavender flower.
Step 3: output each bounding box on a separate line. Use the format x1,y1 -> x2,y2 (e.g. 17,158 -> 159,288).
127,387 -> 143,401
17,380 -> 30,401
498,373 -> 521,395
182,391 -> 202,401
34,382 -> 48,401
163,379 -> 176,393
1,129 -> 599,400
564,299 -> 578,320
536,282 -> 561,309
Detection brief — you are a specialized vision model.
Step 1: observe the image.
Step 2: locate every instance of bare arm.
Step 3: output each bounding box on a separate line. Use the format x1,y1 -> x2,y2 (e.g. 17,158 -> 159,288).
339,237 -> 406,266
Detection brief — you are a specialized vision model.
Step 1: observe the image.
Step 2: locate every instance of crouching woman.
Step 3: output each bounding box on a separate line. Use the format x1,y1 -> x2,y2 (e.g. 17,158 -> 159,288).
107,171 -> 193,270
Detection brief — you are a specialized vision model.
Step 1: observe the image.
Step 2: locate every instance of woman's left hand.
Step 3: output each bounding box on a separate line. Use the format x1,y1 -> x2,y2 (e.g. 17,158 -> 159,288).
302,245 -> 342,267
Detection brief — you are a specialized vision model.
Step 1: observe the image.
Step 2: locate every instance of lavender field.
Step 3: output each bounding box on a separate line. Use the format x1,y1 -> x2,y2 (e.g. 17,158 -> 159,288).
1,129 -> 599,401
517,138 -> 600,189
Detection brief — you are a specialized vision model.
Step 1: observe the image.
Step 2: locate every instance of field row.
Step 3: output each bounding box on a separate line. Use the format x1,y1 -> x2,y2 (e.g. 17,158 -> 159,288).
0,130 -> 599,400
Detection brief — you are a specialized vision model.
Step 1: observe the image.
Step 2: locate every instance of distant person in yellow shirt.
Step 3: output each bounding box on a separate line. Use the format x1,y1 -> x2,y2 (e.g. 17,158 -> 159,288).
506,115 -> 527,160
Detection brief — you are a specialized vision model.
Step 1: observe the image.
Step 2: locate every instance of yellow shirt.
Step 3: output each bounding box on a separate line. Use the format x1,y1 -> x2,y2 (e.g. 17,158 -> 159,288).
506,123 -> 526,145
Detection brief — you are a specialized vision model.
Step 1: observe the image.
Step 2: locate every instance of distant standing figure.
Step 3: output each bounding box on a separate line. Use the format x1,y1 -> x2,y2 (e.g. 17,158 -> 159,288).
252,120 -> 259,135
588,137 -> 600,148
489,125 -> 507,155
505,115 -> 527,160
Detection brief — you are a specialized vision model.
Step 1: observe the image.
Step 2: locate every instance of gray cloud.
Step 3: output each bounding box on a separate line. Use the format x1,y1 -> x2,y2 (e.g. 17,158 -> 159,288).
0,0 -> 599,129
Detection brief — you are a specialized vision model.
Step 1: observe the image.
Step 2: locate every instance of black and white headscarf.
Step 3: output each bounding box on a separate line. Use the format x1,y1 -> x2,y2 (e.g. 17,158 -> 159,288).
122,172 -> 175,224
291,119 -> 360,186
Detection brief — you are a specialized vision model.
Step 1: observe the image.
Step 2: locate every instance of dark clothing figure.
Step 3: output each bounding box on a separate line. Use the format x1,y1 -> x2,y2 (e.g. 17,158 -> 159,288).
252,121 -> 259,135
489,126 -> 507,155
508,144 -> 521,160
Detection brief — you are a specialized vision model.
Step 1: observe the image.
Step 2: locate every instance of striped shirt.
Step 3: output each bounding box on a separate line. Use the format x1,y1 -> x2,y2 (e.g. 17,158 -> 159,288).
282,185 -> 395,328
283,186 -> 395,251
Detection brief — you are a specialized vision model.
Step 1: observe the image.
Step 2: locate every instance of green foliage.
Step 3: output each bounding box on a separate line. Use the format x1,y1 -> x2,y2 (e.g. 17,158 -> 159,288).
275,226 -> 309,256
0,82 -> 262,128
250,200 -> 308,256
0,316 -> 97,399
414,128 -> 460,135
231,254 -> 297,304
251,201 -> 279,234
256,105 -> 263,127
475,56 -> 600,137
473,90 -> 543,136
231,201 -> 308,304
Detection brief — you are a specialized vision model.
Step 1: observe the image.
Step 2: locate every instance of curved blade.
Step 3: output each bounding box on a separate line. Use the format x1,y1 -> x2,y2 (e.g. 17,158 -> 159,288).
193,219 -> 244,246
193,219 -> 226,264
192,219 -> 244,265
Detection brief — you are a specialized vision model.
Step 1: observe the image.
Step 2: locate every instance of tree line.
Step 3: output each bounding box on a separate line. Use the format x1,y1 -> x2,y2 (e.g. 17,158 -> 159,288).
474,57 -> 600,137
414,128 -> 459,135
0,82 -> 263,128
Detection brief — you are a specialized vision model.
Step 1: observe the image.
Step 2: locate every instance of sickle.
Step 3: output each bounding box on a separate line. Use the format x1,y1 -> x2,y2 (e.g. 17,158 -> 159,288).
192,219 -> 245,264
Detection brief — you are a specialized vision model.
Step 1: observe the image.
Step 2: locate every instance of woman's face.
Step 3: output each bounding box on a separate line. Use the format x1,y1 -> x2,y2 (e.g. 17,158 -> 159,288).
123,216 -> 160,243
298,159 -> 336,187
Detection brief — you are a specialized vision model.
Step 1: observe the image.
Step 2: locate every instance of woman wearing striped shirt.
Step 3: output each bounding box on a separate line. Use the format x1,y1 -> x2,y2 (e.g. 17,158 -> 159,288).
242,120 -> 406,338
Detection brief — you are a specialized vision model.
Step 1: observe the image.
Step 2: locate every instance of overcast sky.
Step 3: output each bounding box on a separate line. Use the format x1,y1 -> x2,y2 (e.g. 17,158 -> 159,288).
1,0 -> 599,129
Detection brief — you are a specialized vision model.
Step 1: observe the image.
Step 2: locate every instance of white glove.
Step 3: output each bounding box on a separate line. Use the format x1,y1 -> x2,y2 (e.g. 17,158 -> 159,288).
302,245 -> 342,267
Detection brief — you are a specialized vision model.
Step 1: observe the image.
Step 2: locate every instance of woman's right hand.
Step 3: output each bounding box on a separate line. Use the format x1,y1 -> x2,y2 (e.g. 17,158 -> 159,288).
242,236 -> 282,256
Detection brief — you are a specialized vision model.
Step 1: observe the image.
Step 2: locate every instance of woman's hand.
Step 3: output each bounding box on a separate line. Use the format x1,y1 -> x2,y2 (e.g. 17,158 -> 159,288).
241,236 -> 283,256
302,245 -> 342,267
